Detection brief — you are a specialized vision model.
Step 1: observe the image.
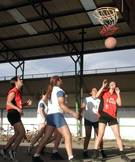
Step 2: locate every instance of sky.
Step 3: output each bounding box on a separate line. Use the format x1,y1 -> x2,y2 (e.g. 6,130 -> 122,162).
0,48 -> 135,78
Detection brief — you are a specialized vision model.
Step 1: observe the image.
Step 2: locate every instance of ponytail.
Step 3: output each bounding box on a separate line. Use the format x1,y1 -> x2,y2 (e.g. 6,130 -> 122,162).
46,84 -> 53,100
10,76 -> 18,89
46,76 -> 60,100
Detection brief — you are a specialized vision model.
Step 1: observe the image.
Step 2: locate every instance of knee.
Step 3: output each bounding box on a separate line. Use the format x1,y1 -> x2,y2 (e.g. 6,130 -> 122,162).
96,133 -> 103,141
19,129 -> 25,138
64,132 -> 72,141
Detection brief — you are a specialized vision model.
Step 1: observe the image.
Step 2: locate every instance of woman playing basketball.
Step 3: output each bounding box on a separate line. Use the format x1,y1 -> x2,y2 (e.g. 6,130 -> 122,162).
80,88 -> 105,159
0,76 -> 32,162
92,80 -> 130,162
28,91 -> 63,160
32,76 -> 79,162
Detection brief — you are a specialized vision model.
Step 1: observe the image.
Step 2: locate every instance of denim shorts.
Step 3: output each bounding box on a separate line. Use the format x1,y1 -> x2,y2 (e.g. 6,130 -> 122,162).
46,113 -> 67,128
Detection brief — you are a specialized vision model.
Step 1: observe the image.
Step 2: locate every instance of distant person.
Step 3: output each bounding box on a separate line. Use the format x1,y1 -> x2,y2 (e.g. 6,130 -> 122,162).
80,88 -> 105,159
28,91 -> 63,160
92,80 -> 131,162
32,76 -> 79,162
0,76 -> 32,162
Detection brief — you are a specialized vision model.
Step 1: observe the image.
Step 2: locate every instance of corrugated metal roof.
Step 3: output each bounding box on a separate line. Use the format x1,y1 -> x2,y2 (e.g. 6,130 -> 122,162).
0,0 -> 134,63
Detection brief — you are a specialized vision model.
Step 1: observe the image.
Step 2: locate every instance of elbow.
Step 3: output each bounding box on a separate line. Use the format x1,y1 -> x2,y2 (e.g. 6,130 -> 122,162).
118,103 -> 122,107
6,101 -> 10,106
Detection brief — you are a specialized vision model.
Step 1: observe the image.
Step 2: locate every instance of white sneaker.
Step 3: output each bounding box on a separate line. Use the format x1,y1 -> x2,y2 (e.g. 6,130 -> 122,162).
8,150 -> 18,162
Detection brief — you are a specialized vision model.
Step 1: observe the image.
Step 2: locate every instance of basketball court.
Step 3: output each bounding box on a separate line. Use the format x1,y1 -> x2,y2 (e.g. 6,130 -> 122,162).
0,140 -> 135,162
0,0 -> 135,162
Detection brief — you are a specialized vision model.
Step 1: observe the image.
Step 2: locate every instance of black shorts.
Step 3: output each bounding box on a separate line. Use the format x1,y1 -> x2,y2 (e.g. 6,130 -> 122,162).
7,109 -> 21,126
99,115 -> 118,126
84,119 -> 98,129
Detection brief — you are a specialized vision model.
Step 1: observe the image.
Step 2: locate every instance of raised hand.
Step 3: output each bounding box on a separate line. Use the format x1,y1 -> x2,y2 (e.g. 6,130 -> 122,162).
26,99 -> 32,106
115,87 -> 120,95
102,79 -> 108,88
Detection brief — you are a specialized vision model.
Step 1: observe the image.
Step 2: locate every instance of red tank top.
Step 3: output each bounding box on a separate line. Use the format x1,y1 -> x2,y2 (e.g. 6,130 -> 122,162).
6,87 -> 22,111
102,90 -> 118,118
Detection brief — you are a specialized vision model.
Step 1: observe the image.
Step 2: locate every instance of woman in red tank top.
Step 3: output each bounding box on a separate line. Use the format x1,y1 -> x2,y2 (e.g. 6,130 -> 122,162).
0,76 -> 32,161
92,80 -> 130,162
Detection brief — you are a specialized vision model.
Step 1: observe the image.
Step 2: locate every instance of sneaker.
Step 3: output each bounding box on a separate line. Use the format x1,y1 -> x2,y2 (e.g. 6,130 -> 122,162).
51,152 -> 64,160
100,150 -> 107,159
92,150 -> 102,162
8,150 -> 18,162
0,149 -> 8,159
121,154 -> 131,162
32,156 -> 44,162
27,145 -> 33,155
83,151 -> 89,158
40,146 -> 45,155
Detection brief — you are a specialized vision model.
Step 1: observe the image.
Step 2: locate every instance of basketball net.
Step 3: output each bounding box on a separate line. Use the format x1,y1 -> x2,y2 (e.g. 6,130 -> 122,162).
93,7 -> 119,37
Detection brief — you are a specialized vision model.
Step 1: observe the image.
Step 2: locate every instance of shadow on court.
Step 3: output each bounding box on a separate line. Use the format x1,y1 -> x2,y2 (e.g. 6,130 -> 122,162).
0,144 -> 135,162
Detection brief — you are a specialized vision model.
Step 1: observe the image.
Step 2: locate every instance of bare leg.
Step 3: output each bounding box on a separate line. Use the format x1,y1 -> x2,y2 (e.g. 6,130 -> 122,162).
94,127 -> 103,149
57,125 -> 73,159
111,124 -> 123,151
94,123 -> 106,149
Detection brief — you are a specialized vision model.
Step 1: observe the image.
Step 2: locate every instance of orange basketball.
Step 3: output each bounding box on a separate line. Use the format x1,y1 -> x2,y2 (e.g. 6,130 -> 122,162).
105,37 -> 117,49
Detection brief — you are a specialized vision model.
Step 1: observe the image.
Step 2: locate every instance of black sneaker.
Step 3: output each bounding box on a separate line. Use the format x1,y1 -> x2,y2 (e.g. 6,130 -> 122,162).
92,150 -> 102,162
0,149 -> 8,159
121,154 -> 131,162
40,146 -> 45,155
100,150 -> 107,159
32,156 -> 44,162
51,152 -> 64,160
83,151 -> 89,158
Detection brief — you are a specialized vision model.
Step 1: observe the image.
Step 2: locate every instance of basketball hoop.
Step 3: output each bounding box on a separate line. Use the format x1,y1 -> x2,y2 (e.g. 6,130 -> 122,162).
93,7 -> 119,37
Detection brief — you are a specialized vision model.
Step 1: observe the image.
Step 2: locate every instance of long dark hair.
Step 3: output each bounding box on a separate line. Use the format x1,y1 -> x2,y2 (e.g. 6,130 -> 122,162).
10,76 -> 18,89
46,76 -> 60,100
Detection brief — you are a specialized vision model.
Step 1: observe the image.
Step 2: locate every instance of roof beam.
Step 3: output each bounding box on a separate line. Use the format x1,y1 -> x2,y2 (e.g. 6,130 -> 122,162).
0,18 -> 124,42
1,32 -> 134,52
0,8 -> 85,28
0,44 -> 135,63
0,0 -> 50,12
0,1 -> 115,29
28,0 -> 80,59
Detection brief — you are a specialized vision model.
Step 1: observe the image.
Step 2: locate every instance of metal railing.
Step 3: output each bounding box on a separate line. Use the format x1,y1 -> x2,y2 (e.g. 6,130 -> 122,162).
0,66 -> 135,81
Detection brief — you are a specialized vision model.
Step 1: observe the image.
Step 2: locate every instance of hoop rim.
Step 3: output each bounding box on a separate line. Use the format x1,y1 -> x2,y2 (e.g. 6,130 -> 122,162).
94,7 -> 119,12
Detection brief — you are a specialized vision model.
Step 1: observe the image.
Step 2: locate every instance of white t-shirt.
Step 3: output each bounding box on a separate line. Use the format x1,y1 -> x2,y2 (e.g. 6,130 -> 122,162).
37,99 -> 48,124
47,86 -> 65,114
83,96 -> 100,122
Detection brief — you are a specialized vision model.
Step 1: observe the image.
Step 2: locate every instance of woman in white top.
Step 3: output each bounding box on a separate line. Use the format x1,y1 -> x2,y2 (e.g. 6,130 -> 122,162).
28,92 -> 47,154
80,88 -> 105,158
32,76 -> 79,162
28,92 -> 63,160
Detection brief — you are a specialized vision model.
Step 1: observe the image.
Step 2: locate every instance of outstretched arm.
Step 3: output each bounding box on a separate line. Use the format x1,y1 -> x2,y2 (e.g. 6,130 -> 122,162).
58,96 -> 79,119
96,79 -> 108,98
115,87 -> 122,106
